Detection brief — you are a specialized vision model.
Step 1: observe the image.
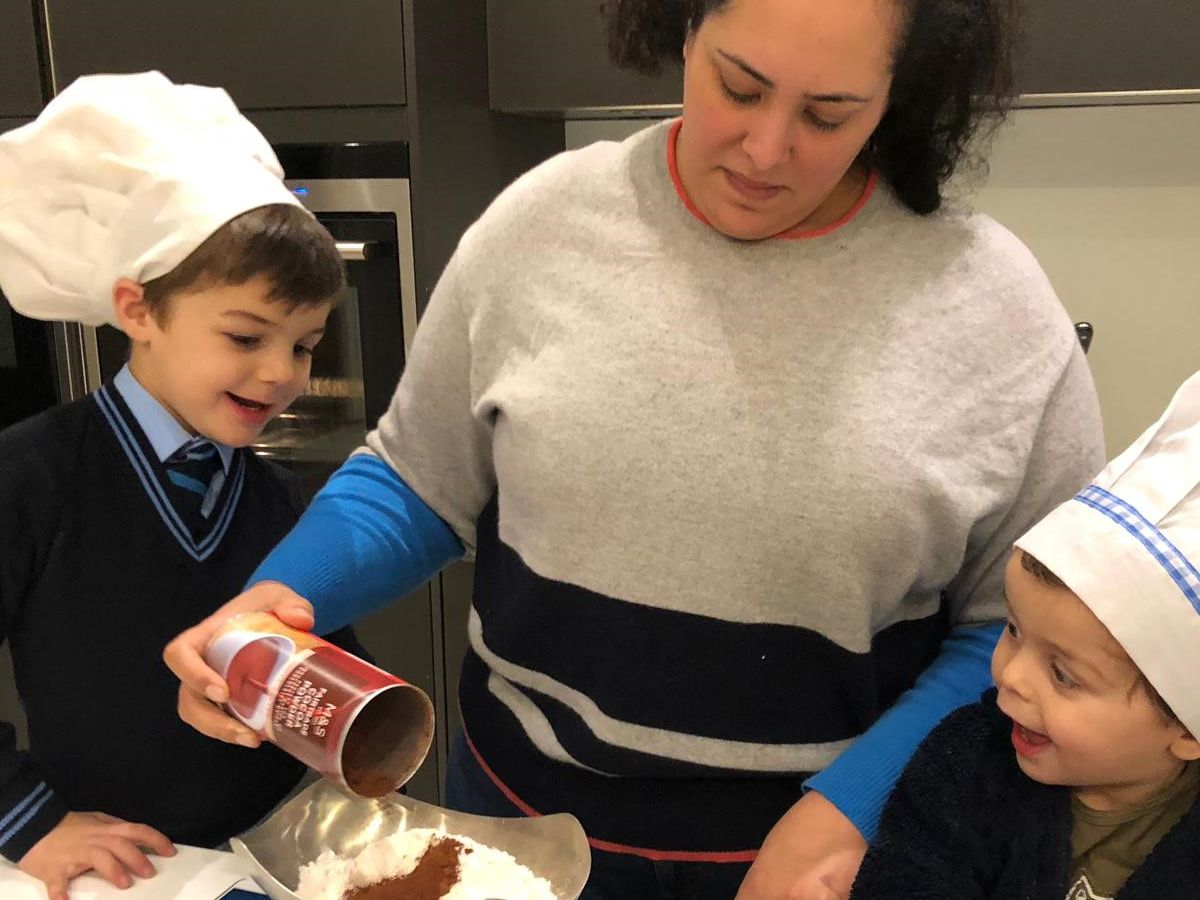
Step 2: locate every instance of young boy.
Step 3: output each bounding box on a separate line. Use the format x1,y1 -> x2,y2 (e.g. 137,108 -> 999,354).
0,72 -> 365,899
850,371 -> 1200,900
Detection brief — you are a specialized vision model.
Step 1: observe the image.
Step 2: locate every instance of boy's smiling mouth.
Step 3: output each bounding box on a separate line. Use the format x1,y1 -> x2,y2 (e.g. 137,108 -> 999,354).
225,391 -> 275,426
227,391 -> 270,411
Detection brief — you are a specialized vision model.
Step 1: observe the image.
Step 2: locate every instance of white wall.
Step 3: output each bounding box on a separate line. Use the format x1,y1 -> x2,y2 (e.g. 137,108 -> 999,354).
567,104 -> 1200,454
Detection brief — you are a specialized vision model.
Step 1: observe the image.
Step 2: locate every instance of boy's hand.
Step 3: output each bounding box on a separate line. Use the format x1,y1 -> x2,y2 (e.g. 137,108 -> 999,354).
735,792 -> 867,900
162,580 -> 315,748
19,811 -> 175,900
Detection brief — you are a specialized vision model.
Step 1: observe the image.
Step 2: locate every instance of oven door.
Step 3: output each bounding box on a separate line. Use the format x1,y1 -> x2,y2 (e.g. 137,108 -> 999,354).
252,214 -> 410,499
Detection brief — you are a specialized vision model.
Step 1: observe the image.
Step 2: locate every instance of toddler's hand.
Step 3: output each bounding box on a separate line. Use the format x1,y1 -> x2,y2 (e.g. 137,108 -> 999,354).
18,811 -> 175,900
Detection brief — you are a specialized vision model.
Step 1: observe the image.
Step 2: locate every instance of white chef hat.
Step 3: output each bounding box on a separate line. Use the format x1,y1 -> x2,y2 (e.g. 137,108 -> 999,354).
0,70 -> 304,327
1017,370 -> 1200,736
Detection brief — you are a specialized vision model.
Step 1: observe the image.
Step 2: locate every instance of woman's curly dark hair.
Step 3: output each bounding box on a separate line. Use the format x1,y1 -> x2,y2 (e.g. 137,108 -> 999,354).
603,0 -> 1019,215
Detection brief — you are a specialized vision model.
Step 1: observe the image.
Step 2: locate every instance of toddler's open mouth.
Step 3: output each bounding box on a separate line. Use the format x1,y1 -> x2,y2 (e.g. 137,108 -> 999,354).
1010,720 -> 1052,757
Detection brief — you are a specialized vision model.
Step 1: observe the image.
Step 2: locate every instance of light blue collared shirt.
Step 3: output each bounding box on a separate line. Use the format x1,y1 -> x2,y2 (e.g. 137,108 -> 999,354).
112,365 -> 234,472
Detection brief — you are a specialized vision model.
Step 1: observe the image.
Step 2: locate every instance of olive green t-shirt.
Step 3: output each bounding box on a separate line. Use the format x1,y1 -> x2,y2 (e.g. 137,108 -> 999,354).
1067,762 -> 1200,899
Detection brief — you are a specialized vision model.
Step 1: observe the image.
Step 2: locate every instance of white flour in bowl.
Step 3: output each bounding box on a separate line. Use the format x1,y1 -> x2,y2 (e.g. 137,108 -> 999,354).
295,827 -> 558,900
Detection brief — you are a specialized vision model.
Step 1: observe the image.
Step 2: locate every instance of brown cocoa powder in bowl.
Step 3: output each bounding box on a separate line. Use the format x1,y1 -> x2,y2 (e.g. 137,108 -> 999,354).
343,837 -> 470,900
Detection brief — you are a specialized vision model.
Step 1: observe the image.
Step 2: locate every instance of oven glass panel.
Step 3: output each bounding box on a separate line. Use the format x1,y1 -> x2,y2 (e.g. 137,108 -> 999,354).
252,282 -> 368,496
252,212 -> 405,499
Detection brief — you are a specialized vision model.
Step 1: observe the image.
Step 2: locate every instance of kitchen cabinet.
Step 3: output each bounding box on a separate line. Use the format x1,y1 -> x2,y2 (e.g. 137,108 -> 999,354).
488,0 -> 1199,115
1018,0 -> 1200,99
487,0 -> 681,116
0,0 -> 44,119
43,0 -> 406,109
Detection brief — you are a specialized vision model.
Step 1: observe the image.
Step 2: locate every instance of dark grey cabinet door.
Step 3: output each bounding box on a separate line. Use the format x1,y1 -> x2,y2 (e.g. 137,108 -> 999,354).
488,0 -> 681,115
1018,0 -> 1200,96
45,0 -> 406,108
488,0 -> 1199,114
0,0 -> 44,118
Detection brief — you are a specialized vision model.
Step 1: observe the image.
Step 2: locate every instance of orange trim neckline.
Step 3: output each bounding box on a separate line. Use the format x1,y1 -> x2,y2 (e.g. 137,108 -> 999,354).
463,728 -> 760,864
665,118 -> 876,241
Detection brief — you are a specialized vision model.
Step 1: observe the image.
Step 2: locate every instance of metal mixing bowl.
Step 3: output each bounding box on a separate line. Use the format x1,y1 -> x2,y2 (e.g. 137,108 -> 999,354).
231,779 -> 591,899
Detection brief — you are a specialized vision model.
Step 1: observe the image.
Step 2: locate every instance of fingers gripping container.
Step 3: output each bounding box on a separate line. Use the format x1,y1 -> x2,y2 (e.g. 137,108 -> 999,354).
204,612 -> 434,798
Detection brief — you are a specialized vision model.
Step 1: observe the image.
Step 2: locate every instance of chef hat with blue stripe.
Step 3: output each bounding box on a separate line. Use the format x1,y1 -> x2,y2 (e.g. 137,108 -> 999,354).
0,70 -> 304,327
1017,370 -> 1200,736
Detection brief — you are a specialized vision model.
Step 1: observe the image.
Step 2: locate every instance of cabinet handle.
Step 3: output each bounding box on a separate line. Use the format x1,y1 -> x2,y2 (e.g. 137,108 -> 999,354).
335,240 -> 394,262
1074,321 -> 1094,355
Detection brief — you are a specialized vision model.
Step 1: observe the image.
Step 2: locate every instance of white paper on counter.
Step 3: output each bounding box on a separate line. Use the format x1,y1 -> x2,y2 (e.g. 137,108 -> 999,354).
0,844 -> 265,899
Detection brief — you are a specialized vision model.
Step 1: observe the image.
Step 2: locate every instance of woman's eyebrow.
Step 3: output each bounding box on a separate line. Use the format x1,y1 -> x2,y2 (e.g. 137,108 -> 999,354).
716,49 -> 775,88
806,90 -> 872,104
715,48 -> 872,103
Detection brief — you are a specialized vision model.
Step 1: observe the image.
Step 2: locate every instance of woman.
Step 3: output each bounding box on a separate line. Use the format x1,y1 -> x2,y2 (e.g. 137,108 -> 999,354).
164,1 -> 1104,897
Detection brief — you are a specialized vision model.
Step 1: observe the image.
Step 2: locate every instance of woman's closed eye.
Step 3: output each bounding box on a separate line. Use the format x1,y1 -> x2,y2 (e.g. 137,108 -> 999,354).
804,109 -> 844,132
720,77 -> 759,105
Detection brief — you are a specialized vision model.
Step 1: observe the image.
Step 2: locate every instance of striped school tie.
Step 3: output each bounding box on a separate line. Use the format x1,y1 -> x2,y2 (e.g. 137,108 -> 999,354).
165,438 -> 225,520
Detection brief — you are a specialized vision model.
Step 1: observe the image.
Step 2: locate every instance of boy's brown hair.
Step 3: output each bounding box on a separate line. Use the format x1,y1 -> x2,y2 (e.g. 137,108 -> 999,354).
1019,549 -> 1181,724
141,204 -> 344,321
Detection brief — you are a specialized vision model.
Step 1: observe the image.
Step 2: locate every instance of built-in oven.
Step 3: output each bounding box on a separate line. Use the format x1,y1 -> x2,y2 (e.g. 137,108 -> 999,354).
259,142 -> 418,498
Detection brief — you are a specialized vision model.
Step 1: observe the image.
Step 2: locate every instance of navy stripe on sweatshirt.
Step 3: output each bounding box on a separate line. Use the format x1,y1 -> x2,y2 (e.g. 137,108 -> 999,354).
469,496 -> 947,764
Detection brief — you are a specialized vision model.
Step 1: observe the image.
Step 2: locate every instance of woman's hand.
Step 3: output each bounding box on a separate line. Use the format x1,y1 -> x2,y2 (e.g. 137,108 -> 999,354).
162,580 -> 315,748
736,791 -> 867,900
19,812 -> 175,900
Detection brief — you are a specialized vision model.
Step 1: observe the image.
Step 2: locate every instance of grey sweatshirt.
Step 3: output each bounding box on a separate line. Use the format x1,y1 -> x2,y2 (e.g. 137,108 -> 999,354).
365,119 -> 1105,853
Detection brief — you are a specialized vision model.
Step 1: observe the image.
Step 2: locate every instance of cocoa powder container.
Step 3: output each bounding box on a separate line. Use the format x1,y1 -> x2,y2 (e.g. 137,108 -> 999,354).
205,612 -> 434,798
